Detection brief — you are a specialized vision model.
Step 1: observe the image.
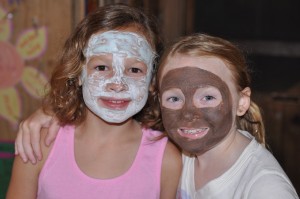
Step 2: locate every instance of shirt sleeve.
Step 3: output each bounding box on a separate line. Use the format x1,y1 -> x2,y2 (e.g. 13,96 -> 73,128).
247,172 -> 299,199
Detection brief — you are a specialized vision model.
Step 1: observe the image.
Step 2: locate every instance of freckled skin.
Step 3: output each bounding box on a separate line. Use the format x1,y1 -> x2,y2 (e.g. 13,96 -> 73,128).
160,67 -> 233,155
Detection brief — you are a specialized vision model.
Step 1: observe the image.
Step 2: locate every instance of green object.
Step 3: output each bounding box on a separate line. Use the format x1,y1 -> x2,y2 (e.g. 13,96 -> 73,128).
0,142 -> 15,199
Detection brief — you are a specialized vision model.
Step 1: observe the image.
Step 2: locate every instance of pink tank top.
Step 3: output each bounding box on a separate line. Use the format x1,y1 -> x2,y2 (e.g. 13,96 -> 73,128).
37,125 -> 167,199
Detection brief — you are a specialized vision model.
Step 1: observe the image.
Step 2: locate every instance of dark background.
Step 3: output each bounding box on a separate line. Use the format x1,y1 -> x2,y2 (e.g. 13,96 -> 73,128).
194,0 -> 300,92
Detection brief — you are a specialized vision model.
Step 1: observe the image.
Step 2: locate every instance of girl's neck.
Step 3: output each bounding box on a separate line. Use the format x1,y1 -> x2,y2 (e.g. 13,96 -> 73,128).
194,129 -> 250,190
76,110 -> 141,144
73,111 -> 143,179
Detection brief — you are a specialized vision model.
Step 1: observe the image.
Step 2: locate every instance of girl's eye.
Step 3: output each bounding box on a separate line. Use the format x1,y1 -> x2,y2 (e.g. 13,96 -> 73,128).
129,67 -> 143,73
125,65 -> 147,78
194,86 -> 222,108
167,96 -> 181,103
161,88 -> 185,110
124,58 -> 147,77
95,65 -> 108,71
203,95 -> 216,101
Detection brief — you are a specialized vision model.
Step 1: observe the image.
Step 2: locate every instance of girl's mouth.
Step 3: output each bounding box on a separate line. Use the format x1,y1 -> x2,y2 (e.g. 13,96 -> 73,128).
99,97 -> 131,110
177,127 -> 209,140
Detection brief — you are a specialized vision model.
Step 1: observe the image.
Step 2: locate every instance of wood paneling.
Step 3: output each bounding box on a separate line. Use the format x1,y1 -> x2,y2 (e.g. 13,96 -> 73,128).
254,84 -> 300,194
0,0 -> 84,141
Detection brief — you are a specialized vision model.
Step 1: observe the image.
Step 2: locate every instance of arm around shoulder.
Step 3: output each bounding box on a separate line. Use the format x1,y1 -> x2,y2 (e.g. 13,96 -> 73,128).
160,141 -> 182,199
15,107 -> 59,164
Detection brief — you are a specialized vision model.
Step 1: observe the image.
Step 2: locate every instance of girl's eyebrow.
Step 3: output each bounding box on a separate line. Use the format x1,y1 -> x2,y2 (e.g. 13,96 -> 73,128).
87,55 -> 112,65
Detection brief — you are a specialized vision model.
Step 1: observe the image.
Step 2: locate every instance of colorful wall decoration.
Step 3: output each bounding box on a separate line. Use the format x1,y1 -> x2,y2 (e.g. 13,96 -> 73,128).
0,5 -> 48,137
0,0 -> 74,141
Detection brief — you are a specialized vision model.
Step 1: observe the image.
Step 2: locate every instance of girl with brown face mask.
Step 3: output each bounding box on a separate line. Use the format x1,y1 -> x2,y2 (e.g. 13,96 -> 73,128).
157,33 -> 298,198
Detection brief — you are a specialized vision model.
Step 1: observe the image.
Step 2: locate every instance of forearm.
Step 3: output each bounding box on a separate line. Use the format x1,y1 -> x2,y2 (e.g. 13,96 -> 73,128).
6,156 -> 39,199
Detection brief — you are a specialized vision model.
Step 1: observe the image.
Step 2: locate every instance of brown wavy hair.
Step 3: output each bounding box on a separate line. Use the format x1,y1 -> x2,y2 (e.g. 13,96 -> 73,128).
42,4 -> 163,127
153,33 -> 266,144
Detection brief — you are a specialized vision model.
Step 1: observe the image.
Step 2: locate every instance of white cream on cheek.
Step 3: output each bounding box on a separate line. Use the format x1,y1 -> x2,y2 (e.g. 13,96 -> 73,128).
81,31 -> 156,123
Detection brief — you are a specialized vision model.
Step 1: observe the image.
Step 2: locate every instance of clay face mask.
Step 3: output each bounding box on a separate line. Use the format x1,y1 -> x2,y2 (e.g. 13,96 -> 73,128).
81,31 -> 156,123
160,67 -> 233,154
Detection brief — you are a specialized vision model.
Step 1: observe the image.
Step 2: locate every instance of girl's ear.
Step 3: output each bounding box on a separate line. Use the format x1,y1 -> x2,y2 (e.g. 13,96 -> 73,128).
158,94 -> 161,105
236,87 -> 251,116
79,77 -> 82,86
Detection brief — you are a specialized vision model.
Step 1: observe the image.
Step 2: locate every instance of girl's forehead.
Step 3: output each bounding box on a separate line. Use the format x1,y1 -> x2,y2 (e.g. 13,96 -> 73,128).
95,25 -> 150,43
117,26 -> 151,42
159,54 -> 242,108
83,30 -> 156,67
160,54 -> 232,84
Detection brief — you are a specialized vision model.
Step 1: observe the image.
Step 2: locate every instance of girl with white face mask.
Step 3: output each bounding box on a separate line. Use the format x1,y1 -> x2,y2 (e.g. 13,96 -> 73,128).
81,31 -> 155,123
7,4 -> 181,199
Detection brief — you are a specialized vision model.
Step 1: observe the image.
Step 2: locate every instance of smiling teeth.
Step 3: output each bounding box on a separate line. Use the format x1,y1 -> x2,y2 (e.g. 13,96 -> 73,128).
110,100 -> 125,104
181,128 -> 208,134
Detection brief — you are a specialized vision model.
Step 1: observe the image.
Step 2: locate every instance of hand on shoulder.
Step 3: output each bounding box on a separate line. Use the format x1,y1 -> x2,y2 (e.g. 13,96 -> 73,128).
15,108 -> 60,164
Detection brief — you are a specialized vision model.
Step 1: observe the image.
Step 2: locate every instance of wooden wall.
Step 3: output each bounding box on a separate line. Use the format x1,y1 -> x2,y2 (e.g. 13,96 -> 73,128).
0,0 -> 84,141
254,85 -> 300,194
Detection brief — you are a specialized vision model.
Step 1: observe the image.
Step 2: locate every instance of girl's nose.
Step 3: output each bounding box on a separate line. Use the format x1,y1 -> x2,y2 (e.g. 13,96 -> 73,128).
182,111 -> 203,122
183,112 -> 195,121
106,82 -> 128,92
182,101 -> 202,121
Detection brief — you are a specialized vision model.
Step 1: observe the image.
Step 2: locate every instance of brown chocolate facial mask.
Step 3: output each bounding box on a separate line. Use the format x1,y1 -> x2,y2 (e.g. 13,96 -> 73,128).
160,67 -> 233,155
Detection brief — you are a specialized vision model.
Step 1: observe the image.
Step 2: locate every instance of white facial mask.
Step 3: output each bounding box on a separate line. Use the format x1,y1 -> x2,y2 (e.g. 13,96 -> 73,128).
81,31 -> 156,123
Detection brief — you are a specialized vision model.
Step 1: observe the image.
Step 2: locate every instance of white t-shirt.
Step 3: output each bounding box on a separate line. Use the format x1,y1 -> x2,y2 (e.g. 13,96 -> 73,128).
177,130 -> 299,199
